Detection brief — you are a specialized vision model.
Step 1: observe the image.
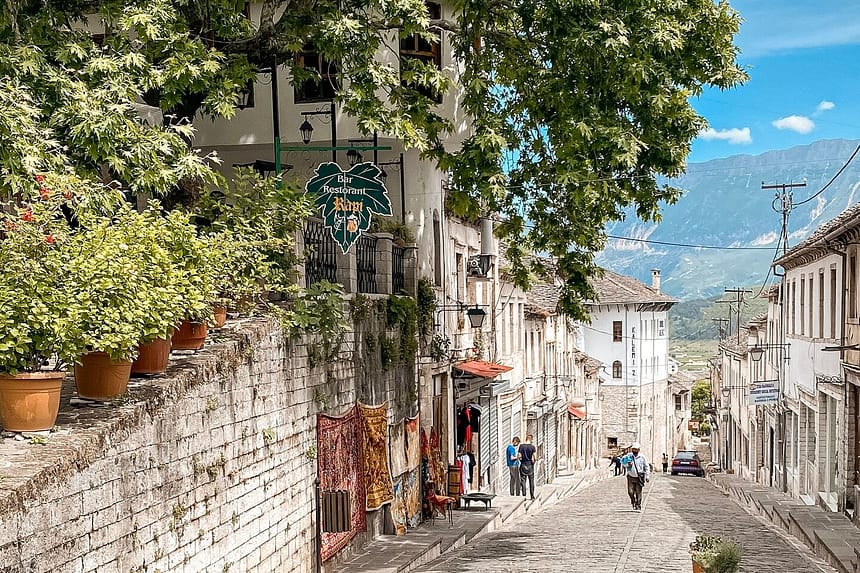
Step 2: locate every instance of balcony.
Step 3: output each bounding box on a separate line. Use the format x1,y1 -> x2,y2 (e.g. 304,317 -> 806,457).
299,218 -> 417,296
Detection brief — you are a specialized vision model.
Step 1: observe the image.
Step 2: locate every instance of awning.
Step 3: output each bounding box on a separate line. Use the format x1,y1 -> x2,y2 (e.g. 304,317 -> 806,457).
568,405 -> 586,419
454,360 -> 513,379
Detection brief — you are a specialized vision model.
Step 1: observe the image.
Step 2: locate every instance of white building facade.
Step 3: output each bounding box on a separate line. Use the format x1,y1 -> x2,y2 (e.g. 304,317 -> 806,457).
584,269 -> 677,465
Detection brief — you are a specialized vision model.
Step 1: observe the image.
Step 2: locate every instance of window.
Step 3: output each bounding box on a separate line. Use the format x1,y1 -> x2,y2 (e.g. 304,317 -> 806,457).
432,213 -> 441,286
791,280 -> 796,334
675,394 -> 683,411
607,437 -> 618,449
455,253 -> 463,302
808,276 -> 814,338
819,271 -> 825,338
830,267 -> 838,339
800,276 -> 805,335
294,43 -> 340,102
400,2 -> 442,102
850,254 -> 858,320
612,321 -> 622,342
612,360 -> 622,378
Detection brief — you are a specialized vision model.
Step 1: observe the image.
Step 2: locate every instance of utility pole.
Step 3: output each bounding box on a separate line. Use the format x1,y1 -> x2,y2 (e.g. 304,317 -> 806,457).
761,180 -> 805,494
723,288 -> 752,344
761,181 -> 806,256
712,318 -> 729,340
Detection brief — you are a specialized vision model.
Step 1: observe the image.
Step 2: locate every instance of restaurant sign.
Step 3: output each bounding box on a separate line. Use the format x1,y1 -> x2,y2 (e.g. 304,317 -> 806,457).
305,162 -> 392,254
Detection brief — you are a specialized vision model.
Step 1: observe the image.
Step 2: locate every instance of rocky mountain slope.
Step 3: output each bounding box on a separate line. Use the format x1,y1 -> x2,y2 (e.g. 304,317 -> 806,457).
597,139 -> 860,300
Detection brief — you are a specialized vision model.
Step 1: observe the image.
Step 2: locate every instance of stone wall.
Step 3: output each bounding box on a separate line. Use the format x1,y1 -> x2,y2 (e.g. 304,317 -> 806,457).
0,301 -> 417,573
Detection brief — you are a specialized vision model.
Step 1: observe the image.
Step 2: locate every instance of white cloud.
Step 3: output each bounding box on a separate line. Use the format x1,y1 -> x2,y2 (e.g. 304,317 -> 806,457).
772,115 -> 815,134
698,127 -> 752,145
816,100 -> 835,113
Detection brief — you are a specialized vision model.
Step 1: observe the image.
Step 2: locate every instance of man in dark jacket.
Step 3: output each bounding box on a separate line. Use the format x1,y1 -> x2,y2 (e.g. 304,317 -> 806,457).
518,434 -> 537,500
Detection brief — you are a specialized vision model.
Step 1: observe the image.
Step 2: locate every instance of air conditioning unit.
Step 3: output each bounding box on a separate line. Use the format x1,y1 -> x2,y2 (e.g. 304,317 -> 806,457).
467,254 -> 492,278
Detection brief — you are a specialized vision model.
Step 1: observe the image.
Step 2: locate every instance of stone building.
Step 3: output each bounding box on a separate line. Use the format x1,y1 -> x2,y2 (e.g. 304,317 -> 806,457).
584,269 -> 677,464
711,200 -> 860,519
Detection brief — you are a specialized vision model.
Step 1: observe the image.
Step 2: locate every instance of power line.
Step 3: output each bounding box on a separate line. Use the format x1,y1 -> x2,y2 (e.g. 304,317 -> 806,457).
604,235 -> 775,251
794,143 -> 860,206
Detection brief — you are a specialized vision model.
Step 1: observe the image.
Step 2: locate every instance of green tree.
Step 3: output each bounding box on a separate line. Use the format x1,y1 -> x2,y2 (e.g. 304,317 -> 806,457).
691,379 -> 711,422
1,0 -> 746,315
443,0 -> 747,319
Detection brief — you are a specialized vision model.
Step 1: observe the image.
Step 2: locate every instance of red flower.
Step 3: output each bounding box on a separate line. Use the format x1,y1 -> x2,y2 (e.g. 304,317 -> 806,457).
35,175 -> 45,184
44,235 -> 54,245
4,221 -> 15,231
39,187 -> 51,200
63,190 -> 73,200
21,209 -> 33,222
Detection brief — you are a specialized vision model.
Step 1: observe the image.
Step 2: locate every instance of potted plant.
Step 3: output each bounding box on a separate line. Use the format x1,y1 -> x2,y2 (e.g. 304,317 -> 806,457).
65,203 -> 189,394
690,534 -> 742,573
0,177 -> 86,430
163,210 -> 217,350
194,170 -> 309,317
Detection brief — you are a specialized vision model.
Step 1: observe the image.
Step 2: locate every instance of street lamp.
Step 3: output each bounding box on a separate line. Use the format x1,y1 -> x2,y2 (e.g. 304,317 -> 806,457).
466,306 -> 487,329
748,342 -> 790,362
346,148 -> 363,166
377,153 -> 406,221
298,103 -> 337,162
436,303 -> 488,330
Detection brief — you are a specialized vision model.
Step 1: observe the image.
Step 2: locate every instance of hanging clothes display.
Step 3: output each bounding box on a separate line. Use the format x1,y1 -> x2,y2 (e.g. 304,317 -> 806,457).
317,406 -> 366,561
458,451 -> 473,494
389,420 -> 408,478
429,428 -> 445,488
405,414 -> 420,470
358,402 -> 395,510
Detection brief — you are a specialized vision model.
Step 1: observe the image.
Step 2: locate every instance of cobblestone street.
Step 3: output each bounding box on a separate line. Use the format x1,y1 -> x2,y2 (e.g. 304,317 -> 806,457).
417,474 -> 838,573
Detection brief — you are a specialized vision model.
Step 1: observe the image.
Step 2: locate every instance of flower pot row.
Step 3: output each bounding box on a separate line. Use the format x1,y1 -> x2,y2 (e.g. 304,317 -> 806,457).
0,320 -> 210,433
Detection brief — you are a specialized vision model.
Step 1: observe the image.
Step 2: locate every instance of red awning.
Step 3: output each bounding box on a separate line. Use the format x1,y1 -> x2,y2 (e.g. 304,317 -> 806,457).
568,405 -> 586,419
454,360 -> 513,379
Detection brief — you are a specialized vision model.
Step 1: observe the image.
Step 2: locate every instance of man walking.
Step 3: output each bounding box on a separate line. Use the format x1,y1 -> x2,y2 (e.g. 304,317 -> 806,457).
506,437 -> 522,496
662,452 -> 669,473
622,442 -> 649,511
518,434 -> 537,500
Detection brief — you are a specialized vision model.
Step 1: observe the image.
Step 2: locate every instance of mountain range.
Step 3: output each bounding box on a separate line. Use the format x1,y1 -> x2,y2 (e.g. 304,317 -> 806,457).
597,138 -> 860,301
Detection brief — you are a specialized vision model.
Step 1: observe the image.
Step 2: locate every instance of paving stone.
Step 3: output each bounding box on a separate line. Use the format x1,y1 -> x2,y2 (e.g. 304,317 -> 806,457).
417,474 -> 838,573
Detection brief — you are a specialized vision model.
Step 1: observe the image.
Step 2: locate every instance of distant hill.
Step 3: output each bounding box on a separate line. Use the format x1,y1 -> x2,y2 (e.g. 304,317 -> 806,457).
597,139 -> 860,300
670,291 -> 769,341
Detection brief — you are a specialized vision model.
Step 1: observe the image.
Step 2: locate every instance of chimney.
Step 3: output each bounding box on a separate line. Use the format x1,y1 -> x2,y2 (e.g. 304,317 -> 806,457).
651,269 -> 661,292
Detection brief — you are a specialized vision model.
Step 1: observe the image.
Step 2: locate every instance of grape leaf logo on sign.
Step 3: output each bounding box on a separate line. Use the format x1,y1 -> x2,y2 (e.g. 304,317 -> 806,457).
305,162 -> 393,254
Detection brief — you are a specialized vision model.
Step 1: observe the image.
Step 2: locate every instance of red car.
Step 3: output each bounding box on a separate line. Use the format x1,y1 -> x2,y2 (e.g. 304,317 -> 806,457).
671,451 -> 704,477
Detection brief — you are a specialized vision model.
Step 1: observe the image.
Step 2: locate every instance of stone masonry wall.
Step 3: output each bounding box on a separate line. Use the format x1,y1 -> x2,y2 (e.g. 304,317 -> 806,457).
0,303 -> 415,573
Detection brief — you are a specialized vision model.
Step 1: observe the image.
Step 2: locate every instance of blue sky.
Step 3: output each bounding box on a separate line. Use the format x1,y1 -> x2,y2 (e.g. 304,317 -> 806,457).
689,0 -> 860,163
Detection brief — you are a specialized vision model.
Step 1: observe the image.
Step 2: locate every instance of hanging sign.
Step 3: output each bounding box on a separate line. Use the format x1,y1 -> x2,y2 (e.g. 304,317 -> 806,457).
305,162 -> 392,254
748,380 -> 779,405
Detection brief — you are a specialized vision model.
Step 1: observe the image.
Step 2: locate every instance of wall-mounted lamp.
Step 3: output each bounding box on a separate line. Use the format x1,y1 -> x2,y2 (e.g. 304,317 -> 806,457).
720,385 -> 747,398
466,307 -> 487,329
748,342 -> 790,362
299,102 -> 336,162
346,148 -> 363,166
436,303 -> 488,330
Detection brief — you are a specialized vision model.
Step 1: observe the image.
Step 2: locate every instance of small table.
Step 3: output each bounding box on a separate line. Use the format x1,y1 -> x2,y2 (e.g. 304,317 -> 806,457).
459,492 -> 496,509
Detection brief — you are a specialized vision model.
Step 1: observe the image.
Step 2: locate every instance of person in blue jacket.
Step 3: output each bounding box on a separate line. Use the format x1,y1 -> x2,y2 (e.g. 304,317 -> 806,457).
623,442 -> 650,511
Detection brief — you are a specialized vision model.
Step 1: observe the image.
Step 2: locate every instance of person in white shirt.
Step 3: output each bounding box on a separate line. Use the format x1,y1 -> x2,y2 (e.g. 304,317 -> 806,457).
623,442 -> 650,511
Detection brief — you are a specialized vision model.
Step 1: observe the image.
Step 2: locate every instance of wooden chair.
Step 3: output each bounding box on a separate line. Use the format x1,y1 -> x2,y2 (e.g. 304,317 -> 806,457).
424,484 -> 455,526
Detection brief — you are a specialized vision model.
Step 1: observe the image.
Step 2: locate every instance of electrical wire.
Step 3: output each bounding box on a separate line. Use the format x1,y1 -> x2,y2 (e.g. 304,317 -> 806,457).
604,235 -> 775,251
793,143 -> 860,207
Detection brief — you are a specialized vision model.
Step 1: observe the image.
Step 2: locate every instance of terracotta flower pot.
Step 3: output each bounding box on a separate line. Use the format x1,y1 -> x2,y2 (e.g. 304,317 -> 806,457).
0,371 -> 65,432
74,352 -> 132,401
692,559 -> 705,573
131,337 -> 172,375
213,306 -> 228,329
172,320 -> 208,351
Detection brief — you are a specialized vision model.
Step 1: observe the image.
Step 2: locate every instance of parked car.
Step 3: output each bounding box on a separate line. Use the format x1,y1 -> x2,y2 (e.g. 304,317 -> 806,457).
671,451 -> 705,477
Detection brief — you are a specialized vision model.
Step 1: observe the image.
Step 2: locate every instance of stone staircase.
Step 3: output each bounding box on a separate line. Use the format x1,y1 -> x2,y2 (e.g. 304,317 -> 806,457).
710,474 -> 860,573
